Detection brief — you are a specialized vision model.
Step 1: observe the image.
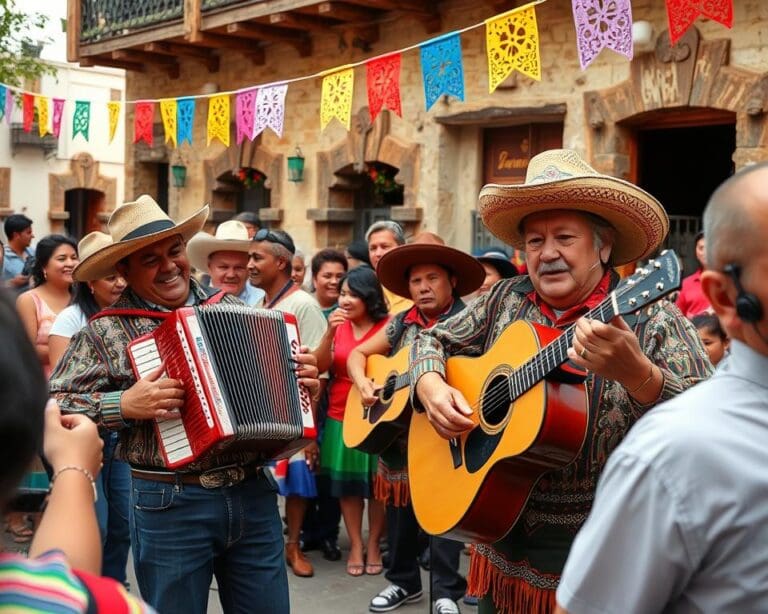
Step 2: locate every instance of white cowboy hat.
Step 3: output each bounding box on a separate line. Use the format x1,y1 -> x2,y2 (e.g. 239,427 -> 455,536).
478,149 -> 669,265
73,194 -> 208,281
186,220 -> 252,272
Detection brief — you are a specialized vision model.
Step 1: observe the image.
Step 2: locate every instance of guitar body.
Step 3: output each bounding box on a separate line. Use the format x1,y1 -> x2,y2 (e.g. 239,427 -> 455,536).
343,345 -> 412,454
409,320 -> 588,543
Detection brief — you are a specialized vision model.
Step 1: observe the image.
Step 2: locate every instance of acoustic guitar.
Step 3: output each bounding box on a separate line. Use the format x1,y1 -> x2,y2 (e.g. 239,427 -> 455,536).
343,345 -> 411,454
408,251 -> 681,543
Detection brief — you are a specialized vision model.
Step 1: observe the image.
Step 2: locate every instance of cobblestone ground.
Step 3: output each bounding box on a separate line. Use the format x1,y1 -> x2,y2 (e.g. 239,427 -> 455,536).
4,504 -> 476,614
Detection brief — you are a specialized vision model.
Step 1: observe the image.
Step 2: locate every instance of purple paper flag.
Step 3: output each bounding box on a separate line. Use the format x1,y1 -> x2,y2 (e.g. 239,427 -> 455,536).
572,0 -> 633,70
52,98 -> 65,138
253,84 -> 288,138
235,88 -> 257,145
5,90 -> 13,124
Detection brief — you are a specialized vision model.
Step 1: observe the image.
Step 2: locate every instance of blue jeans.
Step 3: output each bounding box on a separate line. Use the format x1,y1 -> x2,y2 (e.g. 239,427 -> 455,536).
95,432 -> 131,583
129,469 -> 289,614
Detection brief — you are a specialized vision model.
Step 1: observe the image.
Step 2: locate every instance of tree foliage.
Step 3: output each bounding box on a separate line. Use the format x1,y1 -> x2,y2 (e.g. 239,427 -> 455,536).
0,0 -> 55,87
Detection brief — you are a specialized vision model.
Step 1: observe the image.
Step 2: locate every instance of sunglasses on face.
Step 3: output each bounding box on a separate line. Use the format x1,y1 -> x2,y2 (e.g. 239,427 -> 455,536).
254,228 -> 295,254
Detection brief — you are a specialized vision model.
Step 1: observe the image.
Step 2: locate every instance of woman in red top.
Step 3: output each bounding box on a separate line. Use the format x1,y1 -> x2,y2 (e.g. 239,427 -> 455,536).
315,266 -> 389,577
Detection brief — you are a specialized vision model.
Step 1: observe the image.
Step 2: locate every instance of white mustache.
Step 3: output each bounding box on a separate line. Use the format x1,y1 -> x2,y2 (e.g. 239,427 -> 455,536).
538,261 -> 570,275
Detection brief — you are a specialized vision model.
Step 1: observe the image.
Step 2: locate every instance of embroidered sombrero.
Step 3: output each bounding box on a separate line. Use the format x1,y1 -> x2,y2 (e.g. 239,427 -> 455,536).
186,220 -> 252,272
376,231 -> 485,298
74,194 -> 208,281
478,149 -> 669,265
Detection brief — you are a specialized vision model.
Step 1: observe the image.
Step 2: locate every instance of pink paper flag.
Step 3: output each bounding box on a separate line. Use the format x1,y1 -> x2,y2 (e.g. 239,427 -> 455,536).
235,88 -> 257,145
253,84 -> 288,138
5,90 -> 13,124
52,98 -> 65,138
572,0 -> 634,70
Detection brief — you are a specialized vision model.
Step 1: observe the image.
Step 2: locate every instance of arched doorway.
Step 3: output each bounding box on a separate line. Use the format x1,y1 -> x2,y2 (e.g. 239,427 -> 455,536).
211,167 -> 271,225
65,188 -> 106,240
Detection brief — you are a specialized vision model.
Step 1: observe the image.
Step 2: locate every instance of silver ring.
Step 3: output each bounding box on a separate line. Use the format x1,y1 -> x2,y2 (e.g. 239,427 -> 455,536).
580,347 -> 588,359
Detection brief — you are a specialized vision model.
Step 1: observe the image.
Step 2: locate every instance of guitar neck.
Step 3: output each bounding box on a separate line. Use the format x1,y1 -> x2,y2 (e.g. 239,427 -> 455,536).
509,294 -> 618,400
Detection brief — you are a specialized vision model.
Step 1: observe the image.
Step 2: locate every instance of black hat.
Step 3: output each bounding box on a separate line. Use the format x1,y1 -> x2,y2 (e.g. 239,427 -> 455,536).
476,249 -> 519,278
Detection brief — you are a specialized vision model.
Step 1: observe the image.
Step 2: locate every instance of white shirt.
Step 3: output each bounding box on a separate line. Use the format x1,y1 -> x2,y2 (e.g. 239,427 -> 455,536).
49,305 -> 88,338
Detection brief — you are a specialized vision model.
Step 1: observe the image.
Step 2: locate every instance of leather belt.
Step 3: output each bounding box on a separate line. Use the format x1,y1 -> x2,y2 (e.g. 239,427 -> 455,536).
130,463 -> 262,489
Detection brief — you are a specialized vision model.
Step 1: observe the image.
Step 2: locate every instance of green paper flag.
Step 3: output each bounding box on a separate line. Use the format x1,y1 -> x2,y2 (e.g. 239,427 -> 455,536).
73,100 -> 91,141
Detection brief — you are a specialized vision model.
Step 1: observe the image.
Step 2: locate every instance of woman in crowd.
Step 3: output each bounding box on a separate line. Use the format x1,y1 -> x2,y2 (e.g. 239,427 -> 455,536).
16,235 -> 79,377
0,290 -> 154,613
48,232 -> 131,586
9,235 -> 78,543
314,266 -> 389,577
292,248 -> 308,289
345,240 -> 371,270
475,248 -> 519,296
311,249 -> 348,318
692,312 -> 729,367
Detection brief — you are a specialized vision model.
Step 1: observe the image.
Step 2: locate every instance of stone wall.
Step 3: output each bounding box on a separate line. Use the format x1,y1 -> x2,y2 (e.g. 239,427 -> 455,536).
125,0 -> 768,252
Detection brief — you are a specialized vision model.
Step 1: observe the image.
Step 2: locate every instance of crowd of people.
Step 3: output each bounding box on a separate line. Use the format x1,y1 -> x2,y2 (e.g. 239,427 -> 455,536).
0,148 -> 765,613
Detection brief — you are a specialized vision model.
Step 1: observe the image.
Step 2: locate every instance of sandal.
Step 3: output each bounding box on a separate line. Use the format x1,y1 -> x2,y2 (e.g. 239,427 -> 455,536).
365,561 -> 384,575
346,561 -> 366,577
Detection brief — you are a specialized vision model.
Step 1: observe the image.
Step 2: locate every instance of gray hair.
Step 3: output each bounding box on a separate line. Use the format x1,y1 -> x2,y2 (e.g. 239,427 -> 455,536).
703,163 -> 767,270
365,220 -> 405,245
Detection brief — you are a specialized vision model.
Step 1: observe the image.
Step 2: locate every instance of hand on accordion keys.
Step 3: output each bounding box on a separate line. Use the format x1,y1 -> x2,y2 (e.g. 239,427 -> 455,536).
294,345 -> 320,402
120,362 -> 186,421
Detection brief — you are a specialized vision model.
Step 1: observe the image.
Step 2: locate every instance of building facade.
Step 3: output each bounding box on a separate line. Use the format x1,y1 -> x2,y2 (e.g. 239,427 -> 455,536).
0,61 -> 125,242
68,0 -> 768,271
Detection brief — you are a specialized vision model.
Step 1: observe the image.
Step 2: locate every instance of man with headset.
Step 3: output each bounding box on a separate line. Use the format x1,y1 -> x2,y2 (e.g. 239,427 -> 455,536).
556,163 -> 768,613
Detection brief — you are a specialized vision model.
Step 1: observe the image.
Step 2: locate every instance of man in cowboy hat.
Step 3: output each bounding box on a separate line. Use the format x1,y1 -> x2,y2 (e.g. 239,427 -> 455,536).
348,232 -> 485,614
49,195 -> 320,614
555,163 -> 768,614
186,219 -> 265,305
409,150 -> 713,614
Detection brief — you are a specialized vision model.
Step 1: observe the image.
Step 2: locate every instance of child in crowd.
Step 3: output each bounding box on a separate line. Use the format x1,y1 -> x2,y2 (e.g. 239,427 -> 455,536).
691,312 -> 729,366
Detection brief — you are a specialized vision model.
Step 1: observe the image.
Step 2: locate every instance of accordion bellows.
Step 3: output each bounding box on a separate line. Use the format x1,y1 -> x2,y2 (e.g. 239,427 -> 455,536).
128,304 -> 316,468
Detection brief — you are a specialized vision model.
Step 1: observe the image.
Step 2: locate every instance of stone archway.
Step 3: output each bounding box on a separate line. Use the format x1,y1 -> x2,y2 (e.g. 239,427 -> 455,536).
584,27 -> 768,178
203,138 -> 283,227
49,153 -> 117,233
310,108 -> 422,246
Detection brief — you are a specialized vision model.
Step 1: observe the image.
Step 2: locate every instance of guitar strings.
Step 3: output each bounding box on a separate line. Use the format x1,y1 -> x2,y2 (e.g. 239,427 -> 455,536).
467,267 -> 655,418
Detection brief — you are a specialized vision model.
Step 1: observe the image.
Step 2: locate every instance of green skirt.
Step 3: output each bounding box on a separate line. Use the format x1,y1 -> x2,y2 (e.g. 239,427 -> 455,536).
320,418 -> 376,498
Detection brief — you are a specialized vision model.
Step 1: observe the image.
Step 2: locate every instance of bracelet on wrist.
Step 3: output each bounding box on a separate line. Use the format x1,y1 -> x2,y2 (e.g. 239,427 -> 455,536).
50,465 -> 98,503
627,364 -> 656,395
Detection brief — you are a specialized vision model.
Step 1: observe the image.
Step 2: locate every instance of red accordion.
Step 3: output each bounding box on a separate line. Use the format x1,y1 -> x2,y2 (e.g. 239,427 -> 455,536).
127,304 -> 316,468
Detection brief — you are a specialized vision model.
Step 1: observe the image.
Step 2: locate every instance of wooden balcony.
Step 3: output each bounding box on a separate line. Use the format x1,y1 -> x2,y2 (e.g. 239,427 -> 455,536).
68,0 -> 449,77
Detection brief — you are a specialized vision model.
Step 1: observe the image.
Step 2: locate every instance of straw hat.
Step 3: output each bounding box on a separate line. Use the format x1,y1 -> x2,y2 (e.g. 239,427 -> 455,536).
73,194 -> 208,281
478,149 -> 669,265
186,220 -> 252,272
77,231 -> 113,262
376,232 -> 485,298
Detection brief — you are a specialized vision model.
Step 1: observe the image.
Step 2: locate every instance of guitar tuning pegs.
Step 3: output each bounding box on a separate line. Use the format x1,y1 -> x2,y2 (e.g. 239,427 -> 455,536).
654,261 -> 662,269
629,297 -> 637,306
656,282 -> 664,290
660,249 -> 668,255
641,290 -> 650,298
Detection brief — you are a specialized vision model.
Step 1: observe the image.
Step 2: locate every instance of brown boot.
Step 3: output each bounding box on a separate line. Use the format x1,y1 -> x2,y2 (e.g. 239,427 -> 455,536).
285,541 -> 314,577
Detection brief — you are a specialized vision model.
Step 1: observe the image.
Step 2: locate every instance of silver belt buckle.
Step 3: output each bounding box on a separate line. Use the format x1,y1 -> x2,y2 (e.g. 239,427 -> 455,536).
199,465 -> 245,489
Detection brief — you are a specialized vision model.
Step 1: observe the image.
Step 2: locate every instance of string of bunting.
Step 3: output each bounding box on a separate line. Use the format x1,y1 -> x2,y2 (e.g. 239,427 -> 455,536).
0,0 -> 734,145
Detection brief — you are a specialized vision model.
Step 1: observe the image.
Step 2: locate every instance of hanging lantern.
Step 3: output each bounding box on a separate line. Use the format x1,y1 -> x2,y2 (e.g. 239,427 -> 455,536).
171,164 -> 187,188
287,146 -> 305,182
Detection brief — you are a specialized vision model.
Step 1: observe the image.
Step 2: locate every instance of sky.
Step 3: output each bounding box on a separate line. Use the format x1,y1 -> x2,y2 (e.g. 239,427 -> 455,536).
21,0 -> 68,63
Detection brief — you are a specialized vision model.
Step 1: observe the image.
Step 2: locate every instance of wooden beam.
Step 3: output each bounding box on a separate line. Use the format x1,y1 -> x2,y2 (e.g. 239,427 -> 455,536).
80,55 -> 147,73
318,2 -> 378,23
184,0 -> 202,42
67,0 -> 80,62
191,32 -> 263,52
226,22 -> 311,57
342,0 -> 440,31
79,22 -> 185,57
200,0 -> 321,31
268,12 -> 334,31
112,49 -> 177,65
144,42 -> 219,72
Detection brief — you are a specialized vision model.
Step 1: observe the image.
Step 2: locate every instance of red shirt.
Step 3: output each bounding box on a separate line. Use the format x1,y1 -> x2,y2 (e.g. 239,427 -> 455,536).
676,269 -> 711,318
527,270 -> 613,326
327,318 -> 389,422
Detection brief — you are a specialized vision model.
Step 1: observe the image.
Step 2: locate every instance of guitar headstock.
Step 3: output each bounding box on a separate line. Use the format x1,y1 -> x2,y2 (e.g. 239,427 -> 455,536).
613,250 -> 682,316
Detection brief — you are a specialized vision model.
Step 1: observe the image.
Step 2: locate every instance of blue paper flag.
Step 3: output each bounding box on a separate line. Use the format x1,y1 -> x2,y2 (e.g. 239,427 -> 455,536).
420,32 -> 465,111
177,97 -> 196,145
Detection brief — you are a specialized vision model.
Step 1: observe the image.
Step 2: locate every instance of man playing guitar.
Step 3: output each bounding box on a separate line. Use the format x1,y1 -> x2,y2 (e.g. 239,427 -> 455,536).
410,150 -> 713,613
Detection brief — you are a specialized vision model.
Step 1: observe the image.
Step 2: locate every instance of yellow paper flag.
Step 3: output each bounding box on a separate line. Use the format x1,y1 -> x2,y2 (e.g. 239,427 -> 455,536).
107,101 -> 121,144
207,94 -> 230,147
35,96 -> 49,137
486,4 -> 541,93
320,68 -> 354,131
160,98 -> 178,147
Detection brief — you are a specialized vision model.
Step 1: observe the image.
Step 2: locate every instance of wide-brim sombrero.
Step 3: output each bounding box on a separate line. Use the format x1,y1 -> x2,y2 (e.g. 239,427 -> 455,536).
186,220 -> 252,272
478,149 -> 669,265
377,233 -> 485,298
74,194 -> 209,281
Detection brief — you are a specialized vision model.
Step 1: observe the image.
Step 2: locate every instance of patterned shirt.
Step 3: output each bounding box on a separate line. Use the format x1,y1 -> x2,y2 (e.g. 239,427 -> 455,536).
48,280 -> 259,472
0,550 -> 154,613
409,272 -> 713,587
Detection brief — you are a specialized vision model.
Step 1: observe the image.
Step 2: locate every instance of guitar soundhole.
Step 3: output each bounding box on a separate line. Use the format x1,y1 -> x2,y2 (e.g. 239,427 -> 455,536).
379,374 -> 397,404
481,374 -> 512,428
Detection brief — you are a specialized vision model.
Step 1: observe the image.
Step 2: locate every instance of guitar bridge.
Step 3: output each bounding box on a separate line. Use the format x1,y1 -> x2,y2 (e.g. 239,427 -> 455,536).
449,437 -> 463,469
